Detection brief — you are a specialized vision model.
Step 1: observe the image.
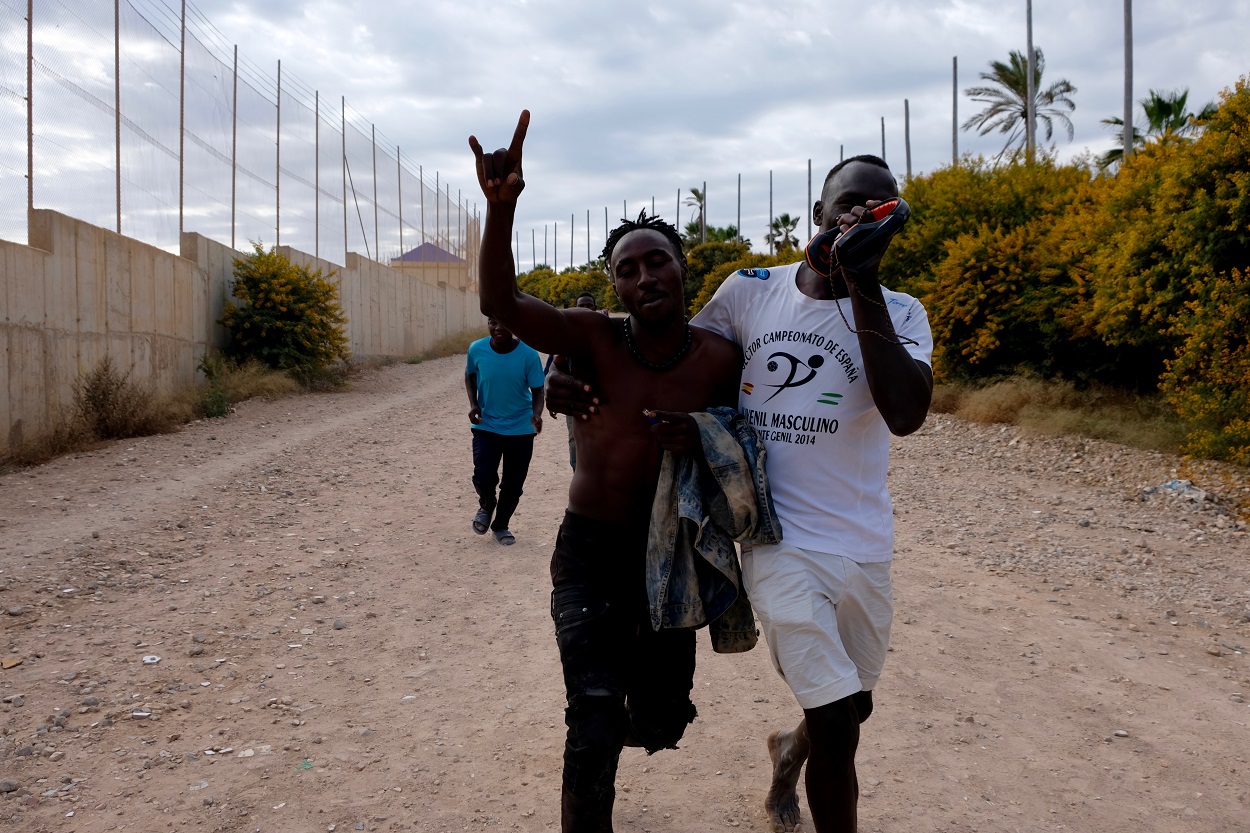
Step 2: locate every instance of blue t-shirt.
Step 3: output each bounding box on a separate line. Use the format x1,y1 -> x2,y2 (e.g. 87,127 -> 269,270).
465,337 -> 545,435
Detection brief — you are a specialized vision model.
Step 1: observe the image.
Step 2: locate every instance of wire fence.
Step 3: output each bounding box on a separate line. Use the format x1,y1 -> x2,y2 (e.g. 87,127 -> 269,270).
0,0 -> 477,270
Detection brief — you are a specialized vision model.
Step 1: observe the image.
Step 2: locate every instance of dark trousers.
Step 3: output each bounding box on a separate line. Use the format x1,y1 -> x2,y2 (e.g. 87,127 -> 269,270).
471,429 -> 534,532
549,511 -> 697,832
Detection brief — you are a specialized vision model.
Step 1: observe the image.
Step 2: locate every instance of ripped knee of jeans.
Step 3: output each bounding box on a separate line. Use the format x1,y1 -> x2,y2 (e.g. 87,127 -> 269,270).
628,697 -> 697,754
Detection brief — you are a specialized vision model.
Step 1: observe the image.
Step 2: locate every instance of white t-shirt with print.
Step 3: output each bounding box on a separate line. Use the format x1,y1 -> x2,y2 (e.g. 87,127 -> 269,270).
691,262 -> 933,562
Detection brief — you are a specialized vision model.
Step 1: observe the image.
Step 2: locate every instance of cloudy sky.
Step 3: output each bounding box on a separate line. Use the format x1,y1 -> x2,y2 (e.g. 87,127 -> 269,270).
12,0 -> 1249,264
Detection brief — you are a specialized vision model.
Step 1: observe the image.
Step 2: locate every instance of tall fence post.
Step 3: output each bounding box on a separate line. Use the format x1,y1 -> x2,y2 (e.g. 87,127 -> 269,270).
737,173 -> 741,244
341,96 -> 346,258
1123,0 -> 1133,162
397,147 -> 403,259
701,179 -> 706,243
952,56 -> 959,164
569,212 -> 573,267
178,0 -> 186,238
805,161 -> 810,241
769,170 -> 773,255
231,46 -> 237,251
419,164 -> 425,246
1025,0 -> 1036,160
371,124 -> 378,262
904,98 -> 912,179
276,60 -> 281,246
26,0 -> 32,224
115,0 -> 121,234
314,90 -> 319,258
586,209 -> 590,263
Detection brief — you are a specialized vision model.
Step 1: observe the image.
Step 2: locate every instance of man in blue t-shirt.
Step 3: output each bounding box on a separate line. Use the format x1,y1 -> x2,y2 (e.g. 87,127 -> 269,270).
465,317 -> 546,545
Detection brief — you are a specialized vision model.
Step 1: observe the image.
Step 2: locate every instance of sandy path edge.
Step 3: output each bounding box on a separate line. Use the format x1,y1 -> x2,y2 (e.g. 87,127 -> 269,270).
1,358 -> 1247,833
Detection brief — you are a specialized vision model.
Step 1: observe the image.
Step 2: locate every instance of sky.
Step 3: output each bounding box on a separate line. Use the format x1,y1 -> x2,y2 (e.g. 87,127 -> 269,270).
10,0 -> 1250,264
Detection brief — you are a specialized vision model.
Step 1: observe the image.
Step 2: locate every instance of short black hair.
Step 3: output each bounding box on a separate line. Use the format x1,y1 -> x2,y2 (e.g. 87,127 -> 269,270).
823,154 -> 891,189
601,210 -> 686,274
576,291 -> 595,301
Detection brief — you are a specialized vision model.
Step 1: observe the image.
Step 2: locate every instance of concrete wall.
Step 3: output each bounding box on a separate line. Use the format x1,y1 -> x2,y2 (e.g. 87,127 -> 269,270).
2,210 -> 481,454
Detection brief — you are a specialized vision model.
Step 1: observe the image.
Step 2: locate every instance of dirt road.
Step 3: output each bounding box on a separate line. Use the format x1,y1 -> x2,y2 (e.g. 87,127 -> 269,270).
1,358 -> 1248,832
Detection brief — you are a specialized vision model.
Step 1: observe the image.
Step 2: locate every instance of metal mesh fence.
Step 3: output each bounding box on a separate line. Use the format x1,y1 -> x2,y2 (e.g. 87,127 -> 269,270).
0,1 -> 26,244
3,0 -> 477,273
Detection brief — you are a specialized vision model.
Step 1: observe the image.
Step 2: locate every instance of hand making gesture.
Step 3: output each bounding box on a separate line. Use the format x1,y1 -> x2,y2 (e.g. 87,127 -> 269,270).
468,109 -> 530,204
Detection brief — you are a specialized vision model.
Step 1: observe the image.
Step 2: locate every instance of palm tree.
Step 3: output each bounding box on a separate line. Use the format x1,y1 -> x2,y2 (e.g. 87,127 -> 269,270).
683,187 -> 705,235
1100,87 -> 1218,167
683,221 -> 746,249
765,213 -> 800,253
962,47 -> 1077,160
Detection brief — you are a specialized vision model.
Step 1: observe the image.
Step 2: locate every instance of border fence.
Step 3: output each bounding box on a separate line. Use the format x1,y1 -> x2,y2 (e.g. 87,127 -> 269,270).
0,0 -> 477,268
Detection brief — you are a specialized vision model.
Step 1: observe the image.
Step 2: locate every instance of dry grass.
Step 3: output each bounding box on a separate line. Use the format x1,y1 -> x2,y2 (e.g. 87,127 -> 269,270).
217,358 -> 302,402
74,356 -> 180,440
406,327 -> 489,363
2,354 -> 305,472
2,357 -> 177,471
932,375 -> 1188,455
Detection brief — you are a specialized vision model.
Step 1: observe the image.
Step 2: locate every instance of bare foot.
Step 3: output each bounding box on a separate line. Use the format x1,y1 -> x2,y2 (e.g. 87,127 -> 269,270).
765,729 -> 805,832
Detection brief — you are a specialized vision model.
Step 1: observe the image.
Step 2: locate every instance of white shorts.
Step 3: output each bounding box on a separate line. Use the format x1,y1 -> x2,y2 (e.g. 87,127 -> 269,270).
741,541 -> 893,710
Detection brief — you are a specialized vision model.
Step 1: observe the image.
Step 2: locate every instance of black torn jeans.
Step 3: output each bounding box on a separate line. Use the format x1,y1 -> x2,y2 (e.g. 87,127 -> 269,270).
549,511 -> 697,820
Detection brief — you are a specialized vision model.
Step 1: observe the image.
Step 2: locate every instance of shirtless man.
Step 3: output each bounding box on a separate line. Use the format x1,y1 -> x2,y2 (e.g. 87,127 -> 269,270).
549,155 -> 934,833
469,110 -> 743,833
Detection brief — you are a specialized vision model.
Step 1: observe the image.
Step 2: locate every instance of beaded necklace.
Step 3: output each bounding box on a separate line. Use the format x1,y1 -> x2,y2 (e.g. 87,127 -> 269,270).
622,318 -> 693,371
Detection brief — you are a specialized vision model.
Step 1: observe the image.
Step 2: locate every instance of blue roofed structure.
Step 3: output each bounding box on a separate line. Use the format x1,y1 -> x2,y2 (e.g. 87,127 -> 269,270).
391,242 -> 465,264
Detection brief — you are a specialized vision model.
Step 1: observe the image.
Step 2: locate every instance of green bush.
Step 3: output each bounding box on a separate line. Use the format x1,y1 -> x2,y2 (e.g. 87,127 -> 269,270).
221,244 -> 351,374
689,251 -> 796,315
683,241 -> 751,314
516,266 -> 616,311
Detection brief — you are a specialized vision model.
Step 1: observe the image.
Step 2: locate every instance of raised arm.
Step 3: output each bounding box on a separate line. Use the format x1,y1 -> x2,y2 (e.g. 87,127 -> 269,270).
469,111 -> 590,357
838,225 -> 932,435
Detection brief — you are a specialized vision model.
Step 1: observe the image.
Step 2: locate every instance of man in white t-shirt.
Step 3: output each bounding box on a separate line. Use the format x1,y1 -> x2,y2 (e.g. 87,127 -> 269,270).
548,155 -> 933,833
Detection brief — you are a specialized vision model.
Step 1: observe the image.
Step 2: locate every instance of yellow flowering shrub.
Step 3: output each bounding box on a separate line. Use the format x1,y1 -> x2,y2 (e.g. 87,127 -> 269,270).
221,244 -> 350,372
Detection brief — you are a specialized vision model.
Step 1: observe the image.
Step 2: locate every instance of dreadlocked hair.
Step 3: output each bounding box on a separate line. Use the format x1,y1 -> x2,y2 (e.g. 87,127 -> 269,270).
601,210 -> 686,274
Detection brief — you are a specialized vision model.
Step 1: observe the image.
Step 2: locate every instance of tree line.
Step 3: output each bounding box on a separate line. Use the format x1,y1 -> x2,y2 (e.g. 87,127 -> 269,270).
514,71 -> 1249,465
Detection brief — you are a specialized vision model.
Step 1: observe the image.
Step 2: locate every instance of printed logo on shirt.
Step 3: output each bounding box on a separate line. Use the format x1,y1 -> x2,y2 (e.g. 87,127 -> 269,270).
739,329 -> 865,446
761,351 -> 824,403
737,268 -> 770,280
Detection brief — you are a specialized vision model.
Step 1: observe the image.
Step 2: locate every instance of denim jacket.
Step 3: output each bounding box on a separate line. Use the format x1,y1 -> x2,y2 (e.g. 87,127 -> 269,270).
646,406 -> 783,653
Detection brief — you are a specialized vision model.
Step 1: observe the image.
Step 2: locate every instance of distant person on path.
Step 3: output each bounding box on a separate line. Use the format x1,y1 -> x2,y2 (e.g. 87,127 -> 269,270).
464,316 -> 545,546
470,111 -> 748,832
547,155 -> 933,833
